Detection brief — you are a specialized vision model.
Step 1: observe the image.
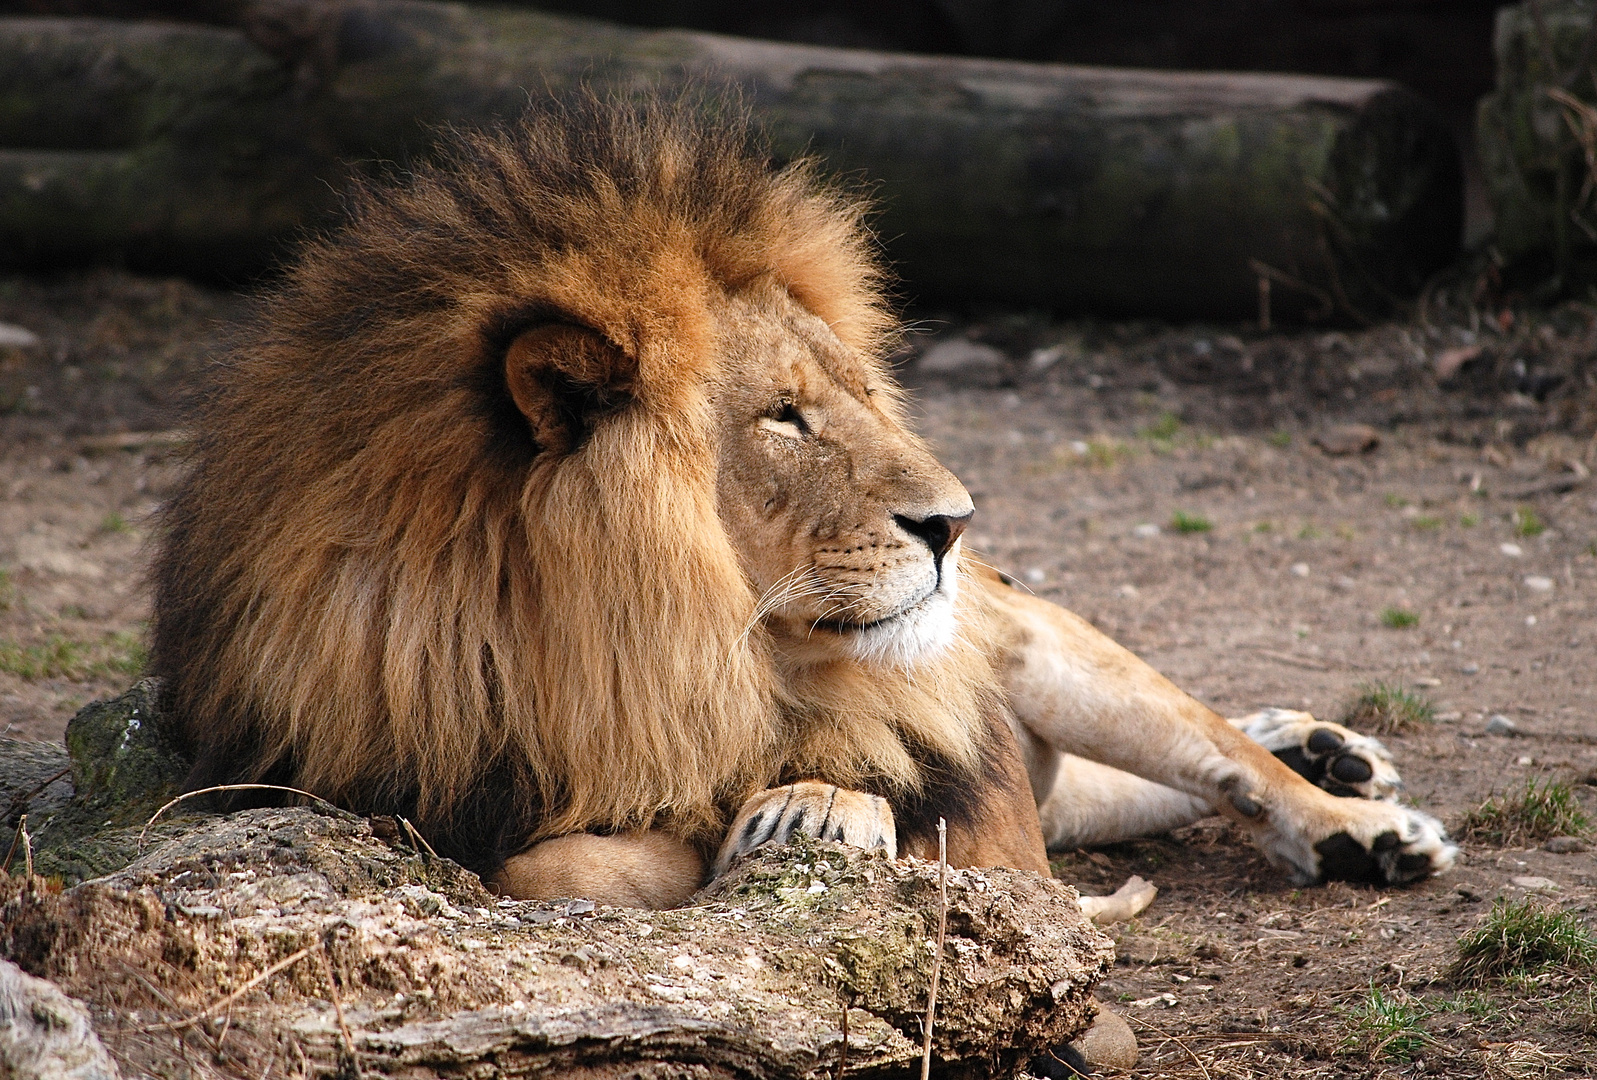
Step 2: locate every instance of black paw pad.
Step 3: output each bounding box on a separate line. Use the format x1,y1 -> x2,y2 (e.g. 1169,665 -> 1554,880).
1029,1043 -> 1090,1078
1330,755 -> 1374,785
1372,830 -> 1402,852
1313,832 -> 1383,883
1306,727 -> 1345,755
1229,791 -> 1264,818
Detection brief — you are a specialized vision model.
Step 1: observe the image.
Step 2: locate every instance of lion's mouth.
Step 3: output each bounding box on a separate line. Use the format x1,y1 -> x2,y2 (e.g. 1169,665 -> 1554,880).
811,587 -> 936,635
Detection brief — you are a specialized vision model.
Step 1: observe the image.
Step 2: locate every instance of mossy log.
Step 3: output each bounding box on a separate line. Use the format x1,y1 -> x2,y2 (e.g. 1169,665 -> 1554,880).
0,1 -> 1460,317
1477,0 -> 1597,283
0,686 -> 1113,1078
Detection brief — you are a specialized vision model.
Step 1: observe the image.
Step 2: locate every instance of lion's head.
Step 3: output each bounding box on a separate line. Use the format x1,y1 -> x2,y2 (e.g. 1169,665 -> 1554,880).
152,95 -> 1001,876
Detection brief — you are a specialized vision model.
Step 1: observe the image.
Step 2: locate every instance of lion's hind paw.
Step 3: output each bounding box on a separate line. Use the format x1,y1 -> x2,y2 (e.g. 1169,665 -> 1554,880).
1233,708 -> 1402,801
713,781 -> 896,877
1310,803 -> 1457,885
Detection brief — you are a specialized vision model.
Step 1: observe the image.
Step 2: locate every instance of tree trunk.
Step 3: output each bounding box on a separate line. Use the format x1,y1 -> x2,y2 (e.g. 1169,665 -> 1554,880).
0,1 -> 1461,317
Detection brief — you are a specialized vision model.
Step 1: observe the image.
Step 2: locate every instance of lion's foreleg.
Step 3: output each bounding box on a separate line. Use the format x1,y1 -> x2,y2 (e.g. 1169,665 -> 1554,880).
984,576 -> 1454,885
492,831 -> 707,909
1032,751 -> 1212,849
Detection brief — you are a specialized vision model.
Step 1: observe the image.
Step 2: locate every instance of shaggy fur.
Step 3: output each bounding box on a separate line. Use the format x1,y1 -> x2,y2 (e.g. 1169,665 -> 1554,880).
151,94 -> 1006,876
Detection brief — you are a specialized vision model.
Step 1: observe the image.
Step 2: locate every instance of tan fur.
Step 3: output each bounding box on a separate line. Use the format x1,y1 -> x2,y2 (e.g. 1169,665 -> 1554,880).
152,95 -> 1023,894
155,94 -> 1450,905
493,832 -> 706,910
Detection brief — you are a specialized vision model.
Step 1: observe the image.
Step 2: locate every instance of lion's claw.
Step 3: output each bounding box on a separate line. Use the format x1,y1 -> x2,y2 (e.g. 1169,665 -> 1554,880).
1232,708 -> 1402,801
713,781 -> 896,877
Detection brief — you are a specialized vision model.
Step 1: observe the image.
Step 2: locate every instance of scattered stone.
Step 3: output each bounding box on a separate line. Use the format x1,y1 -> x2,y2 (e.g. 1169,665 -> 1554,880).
1526,615 -> 1538,626
1462,663 -> 1480,675
1485,714 -> 1517,735
0,959 -> 120,1080
1500,543 -> 1523,557
1312,424 -> 1380,455
1414,677 -> 1441,687
1510,875 -> 1558,891
1070,1005 -> 1138,1070
1523,576 -> 1554,592
1435,711 -> 1463,722
1129,992 -> 1178,1008
0,322 -> 41,349
1333,575 -> 1357,591
1024,567 -> 1046,584
1131,523 -> 1161,539
1116,583 -> 1139,598
1289,562 -> 1309,577
1516,755 -> 1535,766
1544,836 -> 1588,854
918,339 -> 1007,378
1433,344 -> 1482,380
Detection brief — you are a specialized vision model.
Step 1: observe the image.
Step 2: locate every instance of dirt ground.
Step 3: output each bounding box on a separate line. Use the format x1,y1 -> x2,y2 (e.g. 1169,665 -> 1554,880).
2,271 -> 1595,1078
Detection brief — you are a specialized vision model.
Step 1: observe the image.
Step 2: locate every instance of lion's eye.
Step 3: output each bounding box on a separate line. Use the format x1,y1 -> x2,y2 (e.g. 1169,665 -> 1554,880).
758,401 -> 809,439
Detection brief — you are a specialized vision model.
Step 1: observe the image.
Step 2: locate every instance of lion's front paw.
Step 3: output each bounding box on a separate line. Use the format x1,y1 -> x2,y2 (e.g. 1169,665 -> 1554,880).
1232,708 -> 1402,801
1262,798 -> 1457,886
712,782 -> 896,877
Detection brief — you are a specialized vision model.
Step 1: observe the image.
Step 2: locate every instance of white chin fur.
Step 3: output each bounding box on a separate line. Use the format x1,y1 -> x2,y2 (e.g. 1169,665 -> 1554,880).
842,560 -> 961,667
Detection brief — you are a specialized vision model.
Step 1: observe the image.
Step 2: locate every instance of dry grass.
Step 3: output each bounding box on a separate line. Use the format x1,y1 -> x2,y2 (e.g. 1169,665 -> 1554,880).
1340,681 -> 1434,734
1450,898 -> 1597,986
1461,778 -> 1591,846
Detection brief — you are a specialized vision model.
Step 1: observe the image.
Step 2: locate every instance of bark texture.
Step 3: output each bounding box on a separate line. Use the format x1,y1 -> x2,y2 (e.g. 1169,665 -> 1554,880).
0,1 -> 1461,317
0,686 -> 1113,1079
1477,0 -> 1597,280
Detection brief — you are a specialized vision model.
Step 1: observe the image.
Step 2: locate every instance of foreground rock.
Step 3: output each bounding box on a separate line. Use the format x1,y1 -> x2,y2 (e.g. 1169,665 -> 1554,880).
0,688 -> 1113,1078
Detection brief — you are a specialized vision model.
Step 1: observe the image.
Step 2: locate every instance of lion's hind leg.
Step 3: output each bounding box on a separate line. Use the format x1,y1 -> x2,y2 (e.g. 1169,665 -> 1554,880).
1231,708 -> 1403,801
493,831 -> 707,909
712,782 -> 896,876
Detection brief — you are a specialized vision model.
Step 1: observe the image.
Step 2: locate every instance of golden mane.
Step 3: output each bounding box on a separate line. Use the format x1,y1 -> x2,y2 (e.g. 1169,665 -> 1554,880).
151,94 -> 987,873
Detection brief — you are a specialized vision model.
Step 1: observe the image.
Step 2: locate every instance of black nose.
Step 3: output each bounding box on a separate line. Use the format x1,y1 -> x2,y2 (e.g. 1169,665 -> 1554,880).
894,510 -> 973,560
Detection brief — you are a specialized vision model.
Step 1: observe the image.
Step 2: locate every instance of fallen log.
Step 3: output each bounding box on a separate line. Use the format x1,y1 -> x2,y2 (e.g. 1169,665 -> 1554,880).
0,685 -> 1114,1078
0,1 -> 1460,317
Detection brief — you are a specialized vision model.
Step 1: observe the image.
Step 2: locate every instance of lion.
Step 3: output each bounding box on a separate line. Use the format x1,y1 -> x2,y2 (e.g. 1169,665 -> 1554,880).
150,94 -> 1454,916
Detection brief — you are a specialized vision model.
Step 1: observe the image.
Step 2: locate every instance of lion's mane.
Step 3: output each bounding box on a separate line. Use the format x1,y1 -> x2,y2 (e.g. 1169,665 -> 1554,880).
152,95 -> 999,874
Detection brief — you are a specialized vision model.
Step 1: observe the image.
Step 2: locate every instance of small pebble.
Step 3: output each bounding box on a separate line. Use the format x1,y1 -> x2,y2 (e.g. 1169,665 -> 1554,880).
1290,562 -> 1309,577
1333,575 -> 1356,591
1511,875 -> 1557,891
1414,677 -> 1441,687
1116,583 -> 1138,598
1526,615 -> 1538,626
918,339 -> 1006,375
1544,836 -> 1589,854
1523,575 -> 1554,592
1484,714 -> 1517,735
1500,543 -> 1523,557
1516,755 -> 1535,766
1131,523 -> 1161,539
0,322 -> 41,348
1024,567 -> 1045,584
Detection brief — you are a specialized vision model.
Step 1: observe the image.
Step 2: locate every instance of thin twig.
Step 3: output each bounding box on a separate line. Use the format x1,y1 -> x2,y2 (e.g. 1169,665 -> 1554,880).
920,818 -> 948,1080
140,945 -> 316,1033
836,993 -> 852,1080
139,783 -> 335,848
398,816 -> 438,859
318,943 -> 359,1076
1128,1015 -> 1213,1080
5,764 -> 70,818
20,813 -> 32,881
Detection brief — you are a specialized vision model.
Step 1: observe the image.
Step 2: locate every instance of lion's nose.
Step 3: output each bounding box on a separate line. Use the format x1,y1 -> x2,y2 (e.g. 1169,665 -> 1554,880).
894,509 -> 973,560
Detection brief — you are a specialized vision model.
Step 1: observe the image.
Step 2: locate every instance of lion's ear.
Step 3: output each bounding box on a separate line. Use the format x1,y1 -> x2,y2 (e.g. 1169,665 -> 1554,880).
503,323 -> 636,454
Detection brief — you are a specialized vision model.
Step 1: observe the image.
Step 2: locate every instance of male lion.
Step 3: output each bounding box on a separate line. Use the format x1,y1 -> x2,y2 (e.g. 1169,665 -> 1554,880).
151,96 -> 1454,913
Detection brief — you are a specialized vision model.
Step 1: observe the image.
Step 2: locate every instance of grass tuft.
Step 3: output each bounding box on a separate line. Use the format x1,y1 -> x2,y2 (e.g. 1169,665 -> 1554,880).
1379,606 -> 1419,629
1461,778 -> 1591,846
1169,510 -> 1212,534
1140,411 -> 1182,441
1450,898 -> 1597,985
1346,985 -> 1429,1062
1512,507 -> 1546,537
1411,515 -> 1443,531
1342,681 -> 1434,734
0,631 -> 146,681
1267,430 -> 1292,447
97,510 -> 132,535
